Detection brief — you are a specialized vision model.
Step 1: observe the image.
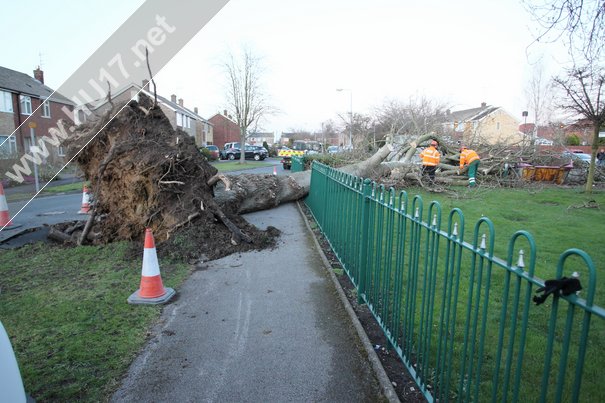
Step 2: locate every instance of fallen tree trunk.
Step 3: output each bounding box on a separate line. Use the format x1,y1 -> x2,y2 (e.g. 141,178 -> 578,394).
215,144 -> 394,214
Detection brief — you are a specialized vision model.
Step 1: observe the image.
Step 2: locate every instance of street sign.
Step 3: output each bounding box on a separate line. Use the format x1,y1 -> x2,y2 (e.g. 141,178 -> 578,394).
28,122 -> 37,129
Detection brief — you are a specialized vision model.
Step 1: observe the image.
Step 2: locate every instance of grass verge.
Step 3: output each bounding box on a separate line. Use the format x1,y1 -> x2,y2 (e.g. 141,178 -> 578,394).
0,241 -> 190,402
41,182 -> 85,194
212,160 -> 274,172
6,181 -> 85,202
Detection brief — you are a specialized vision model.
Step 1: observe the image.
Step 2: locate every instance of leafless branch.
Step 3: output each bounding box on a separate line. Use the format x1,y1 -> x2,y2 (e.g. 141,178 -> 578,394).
145,47 -> 158,107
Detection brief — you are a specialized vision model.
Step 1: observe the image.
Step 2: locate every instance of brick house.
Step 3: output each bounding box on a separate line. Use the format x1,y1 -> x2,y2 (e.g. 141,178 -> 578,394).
247,132 -> 275,146
0,66 -> 74,161
442,102 -> 522,145
209,111 -> 241,149
562,119 -> 599,146
519,120 -> 603,146
79,81 -> 213,147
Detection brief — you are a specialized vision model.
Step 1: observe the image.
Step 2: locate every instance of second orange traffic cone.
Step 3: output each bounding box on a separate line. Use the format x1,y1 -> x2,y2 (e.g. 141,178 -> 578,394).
78,184 -> 91,214
0,182 -> 20,230
127,228 -> 175,305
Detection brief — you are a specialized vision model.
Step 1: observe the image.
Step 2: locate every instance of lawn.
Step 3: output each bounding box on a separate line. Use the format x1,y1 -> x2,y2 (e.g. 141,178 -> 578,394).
41,181 -> 85,194
0,240 -> 190,402
410,185 -> 605,291
5,181 -> 85,202
211,160 -> 274,172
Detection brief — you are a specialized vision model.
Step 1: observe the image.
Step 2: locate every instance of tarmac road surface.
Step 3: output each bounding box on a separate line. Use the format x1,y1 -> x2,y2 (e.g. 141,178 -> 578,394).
1,193 -> 83,243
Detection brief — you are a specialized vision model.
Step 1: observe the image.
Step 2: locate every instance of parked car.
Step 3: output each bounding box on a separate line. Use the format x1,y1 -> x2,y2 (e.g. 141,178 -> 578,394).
250,145 -> 269,155
222,145 -> 268,160
327,145 -> 340,154
562,151 -> 592,166
201,145 -> 219,160
224,142 -> 247,151
534,137 -> 554,145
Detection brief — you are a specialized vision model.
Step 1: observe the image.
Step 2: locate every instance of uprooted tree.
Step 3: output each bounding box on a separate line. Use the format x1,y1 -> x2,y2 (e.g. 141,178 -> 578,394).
59,93 -> 392,259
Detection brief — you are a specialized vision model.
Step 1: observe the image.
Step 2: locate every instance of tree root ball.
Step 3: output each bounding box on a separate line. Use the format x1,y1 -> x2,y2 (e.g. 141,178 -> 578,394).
61,93 -> 279,260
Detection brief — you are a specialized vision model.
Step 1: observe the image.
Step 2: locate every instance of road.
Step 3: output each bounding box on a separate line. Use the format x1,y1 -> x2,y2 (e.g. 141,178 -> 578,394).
0,193 -> 83,242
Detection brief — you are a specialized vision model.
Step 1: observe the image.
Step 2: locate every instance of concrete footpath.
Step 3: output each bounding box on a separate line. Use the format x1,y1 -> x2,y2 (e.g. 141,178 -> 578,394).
112,202 -> 398,403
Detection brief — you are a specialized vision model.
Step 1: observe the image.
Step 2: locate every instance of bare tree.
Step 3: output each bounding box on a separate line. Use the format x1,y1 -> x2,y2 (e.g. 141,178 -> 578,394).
320,120 -> 339,146
337,112 -> 375,150
553,65 -> 605,192
525,63 -> 554,143
373,96 -> 448,143
524,0 -> 605,63
224,47 -> 274,163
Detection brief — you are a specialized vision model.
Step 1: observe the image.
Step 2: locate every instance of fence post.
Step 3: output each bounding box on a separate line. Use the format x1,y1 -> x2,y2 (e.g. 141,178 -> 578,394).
358,178 -> 372,305
322,164 -> 329,227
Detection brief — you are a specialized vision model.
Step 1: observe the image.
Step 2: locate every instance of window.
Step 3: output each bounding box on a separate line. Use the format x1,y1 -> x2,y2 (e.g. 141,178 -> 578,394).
24,137 -> 33,152
496,122 -> 501,130
42,100 -> 51,118
0,135 -> 17,156
186,116 -> 191,129
57,145 -> 65,157
0,91 -> 13,112
176,112 -> 183,127
20,95 -> 32,115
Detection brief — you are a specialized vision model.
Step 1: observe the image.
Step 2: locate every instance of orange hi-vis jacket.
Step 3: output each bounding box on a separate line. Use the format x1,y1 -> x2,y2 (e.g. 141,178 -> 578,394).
459,149 -> 480,169
420,146 -> 441,166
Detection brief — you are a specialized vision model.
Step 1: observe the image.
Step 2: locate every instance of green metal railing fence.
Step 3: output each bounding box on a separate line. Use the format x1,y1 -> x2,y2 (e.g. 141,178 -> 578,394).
291,156 -> 304,172
305,162 -> 605,403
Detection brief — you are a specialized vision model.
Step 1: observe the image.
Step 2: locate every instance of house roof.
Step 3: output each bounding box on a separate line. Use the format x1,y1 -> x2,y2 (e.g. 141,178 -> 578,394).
445,104 -> 500,122
209,112 -> 237,124
153,90 -> 210,124
90,83 -> 211,124
0,65 -> 73,105
248,132 -> 273,137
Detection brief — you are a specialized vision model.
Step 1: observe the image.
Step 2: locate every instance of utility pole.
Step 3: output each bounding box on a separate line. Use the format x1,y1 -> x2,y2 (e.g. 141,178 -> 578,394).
28,122 -> 40,193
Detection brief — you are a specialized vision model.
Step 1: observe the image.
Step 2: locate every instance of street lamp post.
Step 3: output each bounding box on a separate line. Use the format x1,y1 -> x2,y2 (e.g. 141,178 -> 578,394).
522,110 -> 529,144
336,88 -> 352,149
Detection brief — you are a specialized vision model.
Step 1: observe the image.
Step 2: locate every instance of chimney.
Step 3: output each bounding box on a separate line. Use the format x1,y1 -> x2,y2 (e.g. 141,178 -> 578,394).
446,109 -> 451,116
178,98 -> 183,107
481,102 -> 486,108
171,94 -> 177,103
223,109 -> 228,116
194,107 -> 198,114
33,66 -> 44,84
142,79 -> 149,88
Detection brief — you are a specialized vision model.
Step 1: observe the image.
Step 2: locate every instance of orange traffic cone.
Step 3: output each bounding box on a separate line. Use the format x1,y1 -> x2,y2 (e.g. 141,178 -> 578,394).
128,228 -> 175,305
78,184 -> 91,214
0,182 -> 20,230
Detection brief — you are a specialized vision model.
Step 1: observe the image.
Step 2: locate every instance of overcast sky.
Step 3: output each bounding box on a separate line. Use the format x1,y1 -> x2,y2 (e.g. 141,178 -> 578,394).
2,0 -> 568,136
